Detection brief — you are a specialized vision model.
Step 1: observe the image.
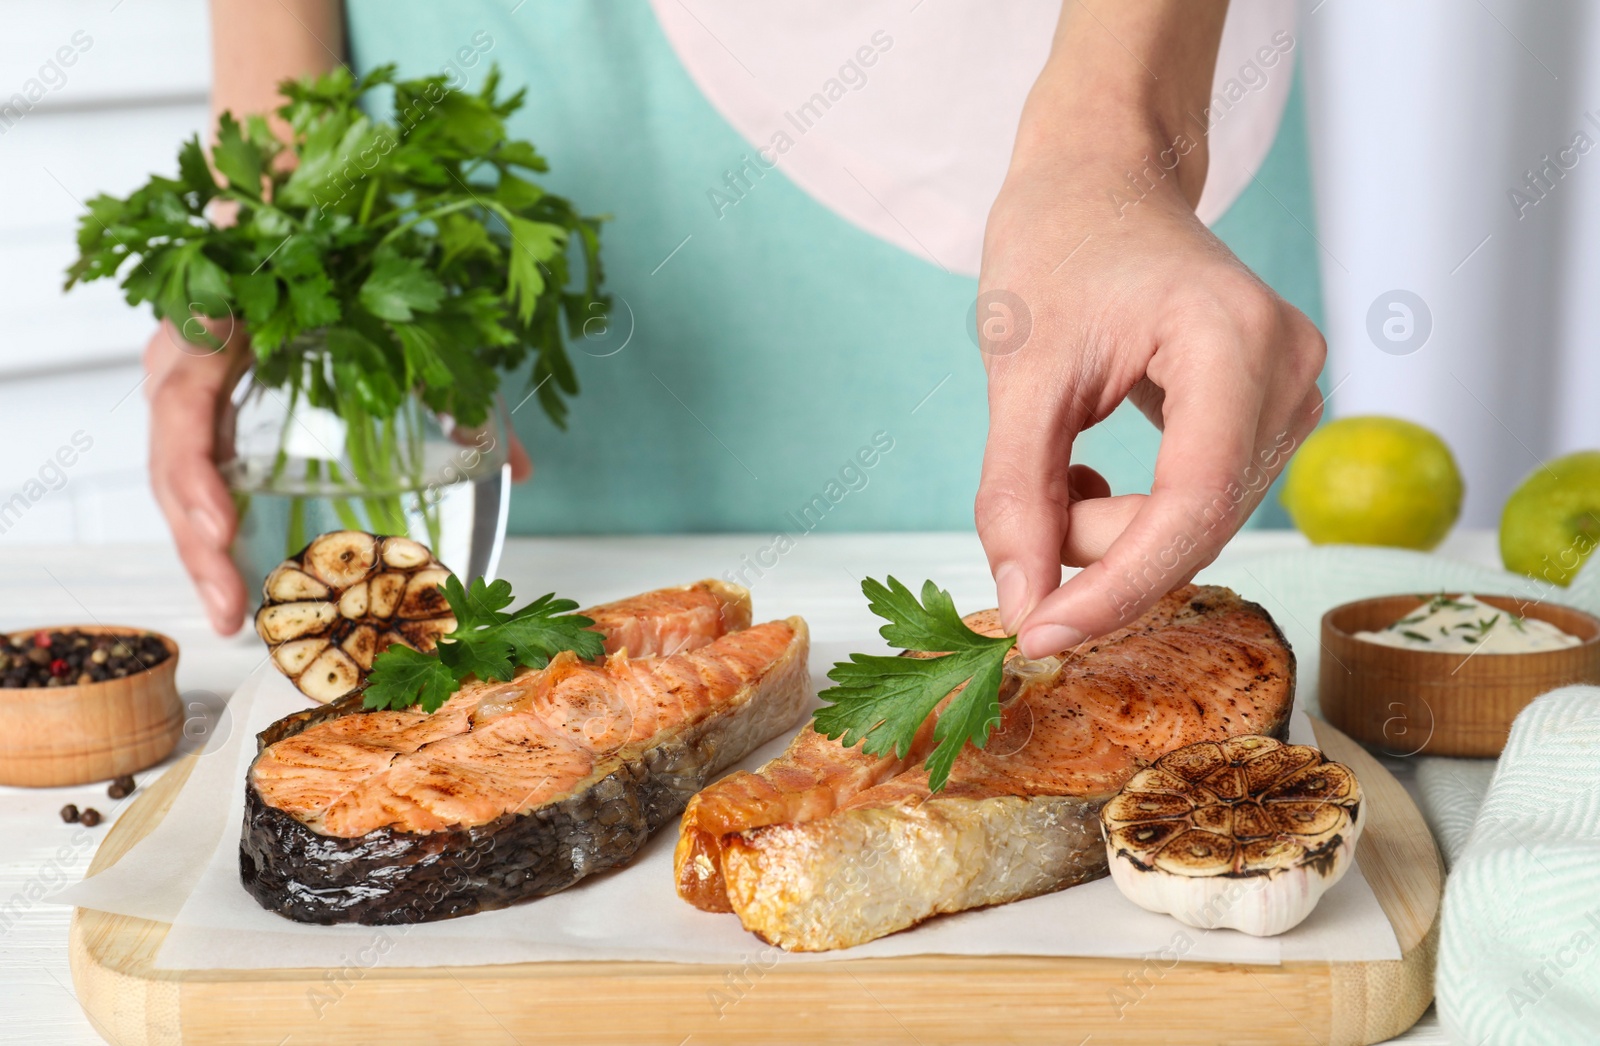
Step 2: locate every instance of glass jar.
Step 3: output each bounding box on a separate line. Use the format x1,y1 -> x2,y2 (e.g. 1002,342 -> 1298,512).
216,341 -> 511,604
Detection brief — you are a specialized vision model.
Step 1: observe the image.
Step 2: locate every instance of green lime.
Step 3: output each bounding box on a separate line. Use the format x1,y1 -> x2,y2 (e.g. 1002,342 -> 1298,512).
1500,450 -> 1600,586
1281,416 -> 1463,550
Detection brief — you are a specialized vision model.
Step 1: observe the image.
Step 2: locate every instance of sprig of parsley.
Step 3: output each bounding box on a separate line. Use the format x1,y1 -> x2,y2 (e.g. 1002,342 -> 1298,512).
363,576 -> 605,713
813,577 -> 1016,793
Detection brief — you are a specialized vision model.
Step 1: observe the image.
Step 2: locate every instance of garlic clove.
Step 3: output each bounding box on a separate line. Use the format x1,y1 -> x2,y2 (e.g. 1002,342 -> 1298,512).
341,624 -> 380,670
367,572 -> 407,619
264,565 -> 330,602
301,531 -> 379,588
271,637 -> 328,676
256,601 -> 337,644
398,568 -> 452,619
297,647 -> 362,703
380,536 -> 432,569
338,581 -> 370,620
1241,743 -> 1321,791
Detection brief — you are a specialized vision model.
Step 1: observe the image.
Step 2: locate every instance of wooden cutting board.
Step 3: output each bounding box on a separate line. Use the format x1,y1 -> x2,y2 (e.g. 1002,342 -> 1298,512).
69,718 -> 1440,1046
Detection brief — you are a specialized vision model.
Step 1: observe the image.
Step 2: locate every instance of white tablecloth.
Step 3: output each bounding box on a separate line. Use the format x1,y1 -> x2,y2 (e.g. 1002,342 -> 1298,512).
0,531 -> 1474,1044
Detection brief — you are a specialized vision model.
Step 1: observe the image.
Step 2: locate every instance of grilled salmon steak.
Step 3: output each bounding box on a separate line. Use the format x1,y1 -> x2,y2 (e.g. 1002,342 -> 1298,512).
242,580 -> 810,924
673,584 -> 1293,951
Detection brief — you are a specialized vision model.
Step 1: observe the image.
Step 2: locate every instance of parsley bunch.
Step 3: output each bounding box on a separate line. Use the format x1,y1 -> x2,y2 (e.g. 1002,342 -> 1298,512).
364,576 -> 605,713
65,64 -> 605,429
814,577 -> 1016,792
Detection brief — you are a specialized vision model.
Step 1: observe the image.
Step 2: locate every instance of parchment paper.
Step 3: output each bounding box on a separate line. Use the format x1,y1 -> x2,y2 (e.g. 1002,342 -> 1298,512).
58,651 -> 1400,971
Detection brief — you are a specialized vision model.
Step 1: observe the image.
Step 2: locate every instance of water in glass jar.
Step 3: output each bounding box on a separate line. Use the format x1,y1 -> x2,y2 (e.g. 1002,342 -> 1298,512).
229,463 -> 510,608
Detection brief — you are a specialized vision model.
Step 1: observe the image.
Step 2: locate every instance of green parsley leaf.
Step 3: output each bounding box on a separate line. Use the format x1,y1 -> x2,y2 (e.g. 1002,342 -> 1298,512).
280,113 -> 383,208
213,113 -> 264,199
495,171 -> 545,211
184,248 -> 232,314
364,644 -> 458,713
863,576 -> 996,654
288,273 -> 341,327
250,302 -> 298,355
233,272 -> 280,327
176,135 -> 218,200
362,573 -> 601,713
389,322 -> 454,388
437,630 -> 514,684
359,254 -> 445,321
434,91 -> 504,154
495,140 -> 549,172
813,577 -> 1015,793
447,575 -> 515,629
271,234 -> 326,280
925,644 -> 1009,790
502,593 -> 607,669
505,216 -> 566,323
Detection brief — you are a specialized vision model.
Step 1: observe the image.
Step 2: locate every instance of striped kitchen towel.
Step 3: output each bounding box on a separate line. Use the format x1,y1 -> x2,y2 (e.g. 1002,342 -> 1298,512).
1437,684 -> 1600,1043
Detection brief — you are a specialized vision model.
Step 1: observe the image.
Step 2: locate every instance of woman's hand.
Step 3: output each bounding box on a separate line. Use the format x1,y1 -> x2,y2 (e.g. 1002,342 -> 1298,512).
977,0 -> 1327,658
144,321 -> 533,635
145,321 -> 250,635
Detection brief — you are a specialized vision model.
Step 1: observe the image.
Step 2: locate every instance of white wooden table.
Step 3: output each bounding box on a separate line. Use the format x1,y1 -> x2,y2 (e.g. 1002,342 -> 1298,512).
0,532 -> 1478,1044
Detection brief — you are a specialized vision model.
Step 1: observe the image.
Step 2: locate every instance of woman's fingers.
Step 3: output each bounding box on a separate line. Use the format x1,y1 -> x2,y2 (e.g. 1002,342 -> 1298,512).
974,362 -> 1089,633
507,431 -> 533,482
1060,492 -> 1145,566
145,323 -> 247,635
1015,303 -> 1325,656
975,449 -> 1066,635
1066,463 -> 1111,503
1015,330 -> 1265,657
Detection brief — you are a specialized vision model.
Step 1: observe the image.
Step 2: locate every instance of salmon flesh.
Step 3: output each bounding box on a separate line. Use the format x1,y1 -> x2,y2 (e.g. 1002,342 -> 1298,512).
673,585 -> 1294,951
241,581 -> 810,924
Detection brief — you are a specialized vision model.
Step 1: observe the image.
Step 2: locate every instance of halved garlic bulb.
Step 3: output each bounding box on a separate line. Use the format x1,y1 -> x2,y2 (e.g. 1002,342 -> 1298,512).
1100,734 -> 1365,937
253,531 -> 456,703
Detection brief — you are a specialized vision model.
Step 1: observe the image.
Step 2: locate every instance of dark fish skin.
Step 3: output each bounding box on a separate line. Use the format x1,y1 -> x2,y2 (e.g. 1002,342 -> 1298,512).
241,712 -> 717,925
240,618 -> 809,925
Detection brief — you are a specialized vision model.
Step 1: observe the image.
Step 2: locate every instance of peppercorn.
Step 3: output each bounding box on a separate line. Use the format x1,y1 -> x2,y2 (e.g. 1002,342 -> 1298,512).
79,808 -> 102,827
107,775 -> 135,799
0,629 -> 169,688
60,804 -> 79,823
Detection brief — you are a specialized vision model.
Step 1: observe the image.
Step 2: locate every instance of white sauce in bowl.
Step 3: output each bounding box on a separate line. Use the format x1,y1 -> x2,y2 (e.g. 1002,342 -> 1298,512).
1354,594 -> 1582,654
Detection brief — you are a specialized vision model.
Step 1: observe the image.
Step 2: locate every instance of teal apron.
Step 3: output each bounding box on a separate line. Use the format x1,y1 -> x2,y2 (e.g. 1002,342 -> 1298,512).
346,0 -> 1323,534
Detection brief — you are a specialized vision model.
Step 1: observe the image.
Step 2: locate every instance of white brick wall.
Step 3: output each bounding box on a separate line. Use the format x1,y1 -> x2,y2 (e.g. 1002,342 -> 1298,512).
0,0 -> 211,543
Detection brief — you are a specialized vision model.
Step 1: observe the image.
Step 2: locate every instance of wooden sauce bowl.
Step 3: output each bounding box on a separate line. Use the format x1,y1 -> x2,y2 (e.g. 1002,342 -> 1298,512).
0,626 -> 183,787
1320,594 -> 1600,757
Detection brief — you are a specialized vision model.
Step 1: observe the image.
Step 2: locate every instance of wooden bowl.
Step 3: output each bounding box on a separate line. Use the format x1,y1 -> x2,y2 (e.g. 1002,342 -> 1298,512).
0,626 -> 183,787
1320,594 -> 1600,757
